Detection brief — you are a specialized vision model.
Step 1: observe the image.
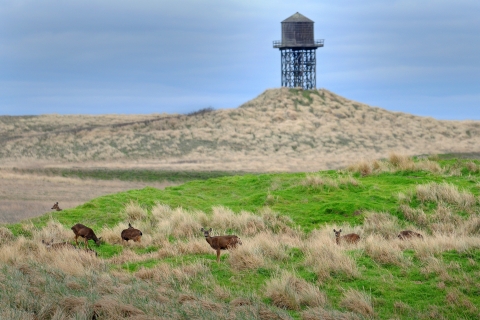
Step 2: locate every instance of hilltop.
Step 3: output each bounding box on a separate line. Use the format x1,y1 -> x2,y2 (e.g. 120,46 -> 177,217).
1,88 -> 479,171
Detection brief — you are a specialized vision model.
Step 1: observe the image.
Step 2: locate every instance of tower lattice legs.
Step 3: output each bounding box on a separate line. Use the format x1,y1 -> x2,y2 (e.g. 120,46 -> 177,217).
280,49 -> 317,89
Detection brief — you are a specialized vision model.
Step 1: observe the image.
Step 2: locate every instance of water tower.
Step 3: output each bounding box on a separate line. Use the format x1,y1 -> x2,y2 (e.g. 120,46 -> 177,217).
273,12 -> 324,90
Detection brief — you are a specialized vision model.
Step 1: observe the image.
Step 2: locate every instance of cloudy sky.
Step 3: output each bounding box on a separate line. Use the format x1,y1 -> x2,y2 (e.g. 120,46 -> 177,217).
1,0 -> 479,119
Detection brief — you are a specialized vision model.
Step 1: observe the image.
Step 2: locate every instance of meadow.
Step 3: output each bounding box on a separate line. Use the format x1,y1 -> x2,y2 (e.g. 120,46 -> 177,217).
0,153 -> 480,319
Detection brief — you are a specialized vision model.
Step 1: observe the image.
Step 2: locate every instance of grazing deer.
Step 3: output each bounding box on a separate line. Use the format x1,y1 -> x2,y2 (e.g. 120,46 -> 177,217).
121,223 -> 143,243
333,229 -> 360,245
51,202 -> 62,211
42,239 -> 75,250
397,230 -> 423,240
71,223 -> 102,249
201,228 -> 242,263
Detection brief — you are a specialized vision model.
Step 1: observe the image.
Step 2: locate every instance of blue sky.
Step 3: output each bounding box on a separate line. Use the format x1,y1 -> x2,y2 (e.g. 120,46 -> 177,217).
1,0 -> 479,119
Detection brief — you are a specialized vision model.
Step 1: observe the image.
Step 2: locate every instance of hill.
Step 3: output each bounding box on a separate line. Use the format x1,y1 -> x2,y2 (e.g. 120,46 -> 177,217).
1,155 -> 479,319
1,88 -> 479,172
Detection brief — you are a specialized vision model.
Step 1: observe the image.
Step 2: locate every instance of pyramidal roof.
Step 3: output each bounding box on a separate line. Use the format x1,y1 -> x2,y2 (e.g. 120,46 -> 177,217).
282,12 -> 314,23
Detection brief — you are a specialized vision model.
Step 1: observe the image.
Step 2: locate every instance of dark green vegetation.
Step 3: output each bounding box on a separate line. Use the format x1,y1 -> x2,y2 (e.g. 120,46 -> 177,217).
11,167 -> 250,183
3,156 -> 480,319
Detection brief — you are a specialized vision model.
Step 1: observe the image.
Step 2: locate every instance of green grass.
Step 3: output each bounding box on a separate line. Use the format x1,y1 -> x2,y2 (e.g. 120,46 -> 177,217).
3,156 -> 480,319
11,167 -> 251,183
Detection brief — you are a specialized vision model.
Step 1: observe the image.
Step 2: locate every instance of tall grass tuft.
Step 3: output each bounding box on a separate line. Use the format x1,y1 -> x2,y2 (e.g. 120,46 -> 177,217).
228,240 -> 265,271
362,211 -> 400,239
303,229 -> 359,281
339,288 -> 375,317
364,235 -> 408,266
124,200 -> 148,221
415,182 -> 477,209
263,271 -> 327,310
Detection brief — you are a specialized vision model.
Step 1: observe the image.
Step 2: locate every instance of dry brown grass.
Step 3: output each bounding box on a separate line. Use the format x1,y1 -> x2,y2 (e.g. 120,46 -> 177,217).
364,235 -> 409,266
362,211 -> 401,239
339,288 -> 375,317
347,152 -> 445,176
264,271 -> 328,311
301,174 -> 360,189
2,88 -> 479,174
303,229 -> 360,281
415,182 -> 477,209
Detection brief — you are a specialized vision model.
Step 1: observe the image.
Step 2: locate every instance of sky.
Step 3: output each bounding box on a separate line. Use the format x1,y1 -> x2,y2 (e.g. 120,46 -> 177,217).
1,0 -> 479,120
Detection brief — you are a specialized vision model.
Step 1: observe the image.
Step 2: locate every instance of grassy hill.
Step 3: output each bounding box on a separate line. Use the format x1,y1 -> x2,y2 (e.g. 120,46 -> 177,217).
1,88 -> 479,172
1,154 -> 479,319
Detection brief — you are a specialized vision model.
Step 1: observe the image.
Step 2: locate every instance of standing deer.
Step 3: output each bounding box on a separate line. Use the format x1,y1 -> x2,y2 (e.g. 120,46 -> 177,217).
71,223 -> 102,249
333,229 -> 360,245
121,223 -> 143,243
51,202 -> 62,211
397,230 -> 423,240
201,228 -> 242,263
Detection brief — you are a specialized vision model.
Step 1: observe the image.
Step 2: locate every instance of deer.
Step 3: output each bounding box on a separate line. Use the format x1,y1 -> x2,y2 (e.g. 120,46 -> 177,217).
51,202 -> 62,211
71,223 -> 102,249
201,228 -> 242,263
397,230 -> 423,240
333,229 -> 360,245
42,239 -> 75,250
42,239 -> 98,256
121,223 -> 143,243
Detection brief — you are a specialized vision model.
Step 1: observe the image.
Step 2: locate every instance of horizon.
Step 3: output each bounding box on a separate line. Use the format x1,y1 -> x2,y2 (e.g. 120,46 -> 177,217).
1,0 -> 479,120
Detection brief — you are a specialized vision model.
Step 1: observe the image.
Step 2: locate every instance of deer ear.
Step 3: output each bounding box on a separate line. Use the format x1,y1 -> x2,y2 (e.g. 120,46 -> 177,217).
339,229 -> 342,232
333,229 -> 336,232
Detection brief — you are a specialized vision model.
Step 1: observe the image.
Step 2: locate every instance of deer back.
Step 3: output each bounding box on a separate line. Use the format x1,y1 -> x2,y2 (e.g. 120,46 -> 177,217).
342,233 -> 360,244
71,223 -> 101,243
121,225 -> 143,242
207,235 -> 241,250
398,230 -> 423,240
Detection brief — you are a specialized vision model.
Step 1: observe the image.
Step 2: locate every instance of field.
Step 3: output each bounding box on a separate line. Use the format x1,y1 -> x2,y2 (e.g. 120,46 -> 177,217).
0,153 -> 479,319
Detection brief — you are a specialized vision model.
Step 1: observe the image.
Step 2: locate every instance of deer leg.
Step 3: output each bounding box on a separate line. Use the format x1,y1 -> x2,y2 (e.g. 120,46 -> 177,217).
84,238 -> 89,249
74,235 -> 79,246
216,249 -> 221,263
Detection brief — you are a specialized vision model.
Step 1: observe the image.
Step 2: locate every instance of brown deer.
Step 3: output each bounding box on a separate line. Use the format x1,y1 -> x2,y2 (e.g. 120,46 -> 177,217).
51,202 -> 62,211
121,223 -> 143,243
71,223 -> 102,249
397,230 -> 423,240
333,229 -> 360,245
42,239 -> 75,250
42,239 -> 98,256
201,228 -> 242,263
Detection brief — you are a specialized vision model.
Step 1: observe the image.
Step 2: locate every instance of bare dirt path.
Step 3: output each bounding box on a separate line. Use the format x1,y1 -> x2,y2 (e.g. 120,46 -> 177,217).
0,170 -> 178,223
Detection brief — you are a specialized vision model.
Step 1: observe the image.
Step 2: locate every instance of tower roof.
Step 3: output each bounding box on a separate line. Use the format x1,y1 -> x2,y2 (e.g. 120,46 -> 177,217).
282,12 -> 314,23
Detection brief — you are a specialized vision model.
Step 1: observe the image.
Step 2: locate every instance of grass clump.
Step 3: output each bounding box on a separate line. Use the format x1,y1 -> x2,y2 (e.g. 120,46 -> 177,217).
264,270 -> 328,310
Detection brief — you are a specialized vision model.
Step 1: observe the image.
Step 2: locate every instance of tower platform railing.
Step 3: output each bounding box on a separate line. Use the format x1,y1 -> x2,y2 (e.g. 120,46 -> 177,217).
273,39 -> 324,48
